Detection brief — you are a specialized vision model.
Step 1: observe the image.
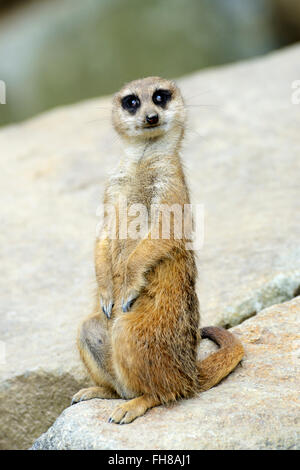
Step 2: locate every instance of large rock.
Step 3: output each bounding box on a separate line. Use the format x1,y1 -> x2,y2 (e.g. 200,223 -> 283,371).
0,44 -> 300,449
31,297 -> 300,450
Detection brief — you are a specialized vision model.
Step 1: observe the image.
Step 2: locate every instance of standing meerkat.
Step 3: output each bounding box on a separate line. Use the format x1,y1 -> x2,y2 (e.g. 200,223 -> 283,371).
72,77 -> 244,424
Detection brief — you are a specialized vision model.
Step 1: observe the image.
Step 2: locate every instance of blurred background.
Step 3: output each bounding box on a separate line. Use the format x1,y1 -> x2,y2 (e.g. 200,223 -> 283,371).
0,0 -> 299,127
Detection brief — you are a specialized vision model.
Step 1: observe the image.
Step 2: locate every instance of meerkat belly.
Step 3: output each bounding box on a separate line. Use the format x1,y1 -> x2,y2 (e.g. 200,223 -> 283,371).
110,258 -> 199,399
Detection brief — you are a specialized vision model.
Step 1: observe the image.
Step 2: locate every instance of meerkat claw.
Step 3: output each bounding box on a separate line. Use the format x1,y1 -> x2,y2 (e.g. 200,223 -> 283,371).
100,298 -> 114,318
122,295 -> 137,312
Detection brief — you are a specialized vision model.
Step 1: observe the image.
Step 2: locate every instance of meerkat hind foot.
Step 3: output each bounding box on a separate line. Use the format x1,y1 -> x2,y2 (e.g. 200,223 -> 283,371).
71,386 -> 119,405
108,394 -> 160,424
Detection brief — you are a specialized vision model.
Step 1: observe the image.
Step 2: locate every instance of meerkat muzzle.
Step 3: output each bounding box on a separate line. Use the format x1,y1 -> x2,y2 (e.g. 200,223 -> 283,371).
146,113 -> 159,125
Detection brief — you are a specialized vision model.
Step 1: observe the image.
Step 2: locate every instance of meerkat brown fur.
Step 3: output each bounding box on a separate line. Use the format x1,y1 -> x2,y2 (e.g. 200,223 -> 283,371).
72,77 -> 244,424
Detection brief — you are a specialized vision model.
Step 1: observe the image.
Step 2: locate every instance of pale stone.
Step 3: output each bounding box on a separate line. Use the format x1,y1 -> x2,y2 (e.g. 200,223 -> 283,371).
31,297 -> 300,450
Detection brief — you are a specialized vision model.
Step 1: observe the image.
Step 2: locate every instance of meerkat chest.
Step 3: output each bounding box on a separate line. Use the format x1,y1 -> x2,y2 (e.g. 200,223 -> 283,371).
107,164 -> 164,207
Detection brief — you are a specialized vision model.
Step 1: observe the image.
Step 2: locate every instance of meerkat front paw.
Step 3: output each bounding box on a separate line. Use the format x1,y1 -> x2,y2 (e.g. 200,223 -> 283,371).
121,287 -> 140,312
100,296 -> 114,318
99,288 -> 114,318
121,267 -> 145,312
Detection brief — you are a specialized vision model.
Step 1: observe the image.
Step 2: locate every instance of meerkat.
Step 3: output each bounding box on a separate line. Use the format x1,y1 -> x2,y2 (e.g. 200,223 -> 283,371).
71,77 -> 244,424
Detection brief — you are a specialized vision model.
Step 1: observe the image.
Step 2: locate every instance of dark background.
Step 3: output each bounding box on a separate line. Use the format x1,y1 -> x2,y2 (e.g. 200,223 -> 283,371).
0,0 -> 299,127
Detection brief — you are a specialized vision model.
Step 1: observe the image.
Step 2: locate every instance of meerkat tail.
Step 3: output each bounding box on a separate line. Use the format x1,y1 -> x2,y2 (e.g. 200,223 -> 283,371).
197,326 -> 244,392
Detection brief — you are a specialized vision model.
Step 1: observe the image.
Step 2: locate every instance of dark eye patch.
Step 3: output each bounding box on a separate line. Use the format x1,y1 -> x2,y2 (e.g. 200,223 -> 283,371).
121,94 -> 140,114
152,89 -> 172,108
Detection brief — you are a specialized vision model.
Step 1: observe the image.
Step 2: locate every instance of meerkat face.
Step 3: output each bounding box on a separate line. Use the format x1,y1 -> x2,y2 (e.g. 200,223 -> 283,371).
112,77 -> 185,140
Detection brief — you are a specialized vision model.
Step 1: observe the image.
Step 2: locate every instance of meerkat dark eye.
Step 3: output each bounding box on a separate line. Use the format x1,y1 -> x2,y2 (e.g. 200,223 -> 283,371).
152,89 -> 172,108
121,94 -> 140,114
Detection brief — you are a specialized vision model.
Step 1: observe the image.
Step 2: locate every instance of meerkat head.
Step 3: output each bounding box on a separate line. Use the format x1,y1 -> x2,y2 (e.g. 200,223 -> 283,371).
112,77 -> 185,143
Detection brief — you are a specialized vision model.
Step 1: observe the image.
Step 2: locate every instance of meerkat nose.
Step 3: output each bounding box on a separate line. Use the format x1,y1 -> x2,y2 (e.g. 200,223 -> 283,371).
146,113 -> 159,125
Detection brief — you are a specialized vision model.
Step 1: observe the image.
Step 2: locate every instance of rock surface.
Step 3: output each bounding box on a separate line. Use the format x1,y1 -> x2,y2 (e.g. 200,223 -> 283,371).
0,44 -> 300,449
31,297 -> 300,450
